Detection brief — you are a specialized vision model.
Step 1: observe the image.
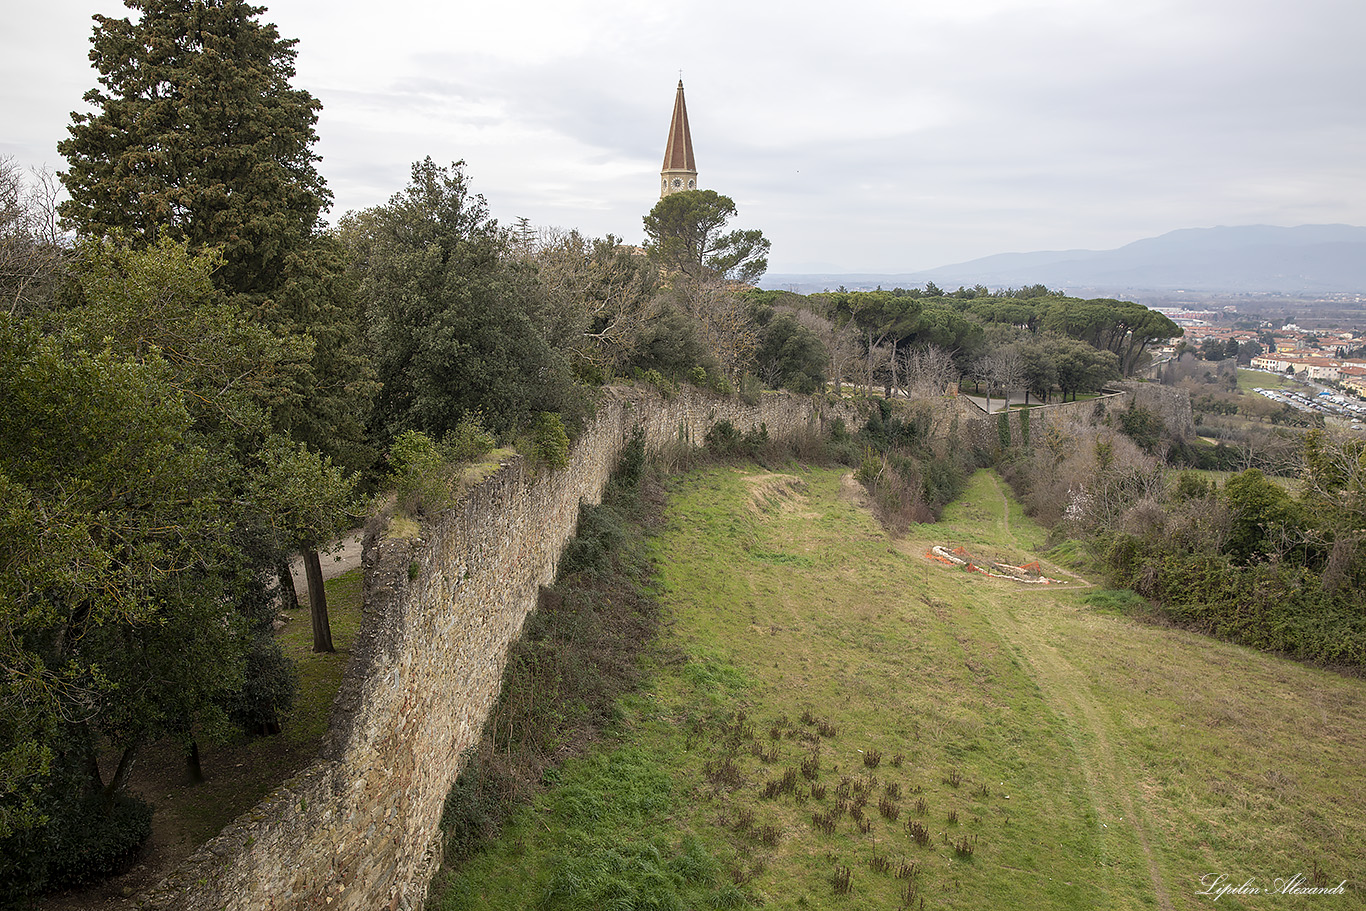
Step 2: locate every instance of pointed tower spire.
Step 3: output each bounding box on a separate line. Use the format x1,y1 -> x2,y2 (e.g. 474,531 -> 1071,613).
660,79 -> 698,198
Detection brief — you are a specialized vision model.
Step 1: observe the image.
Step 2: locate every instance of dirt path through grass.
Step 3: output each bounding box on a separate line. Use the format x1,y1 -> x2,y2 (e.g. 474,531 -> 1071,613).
985,470 -> 1013,539
951,470 -> 1173,908
976,470 -> 1171,902
992,603 -> 1174,911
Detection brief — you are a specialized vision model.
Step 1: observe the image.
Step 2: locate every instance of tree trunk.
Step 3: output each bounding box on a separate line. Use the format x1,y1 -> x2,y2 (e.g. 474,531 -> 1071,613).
276,556 -> 300,610
305,548 -> 334,653
103,739 -> 142,808
81,725 -> 104,793
186,739 -> 205,784
887,339 -> 899,399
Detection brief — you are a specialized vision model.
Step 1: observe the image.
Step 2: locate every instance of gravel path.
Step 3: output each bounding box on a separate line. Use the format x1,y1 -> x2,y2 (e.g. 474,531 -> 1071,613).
287,528 -> 365,605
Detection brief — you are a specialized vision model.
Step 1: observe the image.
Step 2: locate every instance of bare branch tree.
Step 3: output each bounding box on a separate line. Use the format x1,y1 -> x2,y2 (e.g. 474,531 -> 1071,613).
798,309 -> 855,394
991,346 -> 1026,411
867,340 -> 894,398
686,278 -> 758,382
903,344 -> 959,398
522,226 -> 659,377
972,353 -> 998,413
1,157 -> 65,317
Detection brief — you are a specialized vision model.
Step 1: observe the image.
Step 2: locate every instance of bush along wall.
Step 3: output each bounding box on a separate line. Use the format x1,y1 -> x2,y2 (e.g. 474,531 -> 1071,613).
996,401 -> 1366,670
853,399 -> 983,533
1105,535 -> 1366,667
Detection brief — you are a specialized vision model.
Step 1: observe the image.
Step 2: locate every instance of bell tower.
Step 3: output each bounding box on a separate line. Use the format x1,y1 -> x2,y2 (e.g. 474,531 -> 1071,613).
660,79 -> 698,198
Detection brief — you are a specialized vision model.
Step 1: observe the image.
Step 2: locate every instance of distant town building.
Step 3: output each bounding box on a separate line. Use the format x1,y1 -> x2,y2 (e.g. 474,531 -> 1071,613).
1343,370 -> 1366,397
1250,354 -> 1366,383
660,80 -> 698,198
1153,307 -> 1218,327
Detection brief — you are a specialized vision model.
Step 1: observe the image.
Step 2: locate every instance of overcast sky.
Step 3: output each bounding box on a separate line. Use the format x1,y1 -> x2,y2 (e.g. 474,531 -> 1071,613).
4,0 -> 1365,273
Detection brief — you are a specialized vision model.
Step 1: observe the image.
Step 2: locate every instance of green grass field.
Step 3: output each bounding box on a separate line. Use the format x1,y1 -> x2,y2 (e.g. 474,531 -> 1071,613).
433,467 -> 1366,910
1237,367 -> 1301,392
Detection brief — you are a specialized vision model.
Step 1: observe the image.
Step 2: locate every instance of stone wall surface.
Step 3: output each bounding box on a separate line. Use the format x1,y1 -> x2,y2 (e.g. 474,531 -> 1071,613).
1121,381 -> 1197,440
958,391 -> 1134,453
140,386 -> 861,911
959,383 -> 1192,450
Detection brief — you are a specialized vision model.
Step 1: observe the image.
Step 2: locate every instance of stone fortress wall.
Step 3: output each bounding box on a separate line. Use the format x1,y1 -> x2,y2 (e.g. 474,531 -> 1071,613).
960,389 -> 1133,452
143,386 -> 861,911
954,383 -> 1195,453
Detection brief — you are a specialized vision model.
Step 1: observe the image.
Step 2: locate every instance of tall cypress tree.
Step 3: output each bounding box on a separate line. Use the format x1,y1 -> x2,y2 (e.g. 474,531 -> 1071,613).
57,0 -> 330,301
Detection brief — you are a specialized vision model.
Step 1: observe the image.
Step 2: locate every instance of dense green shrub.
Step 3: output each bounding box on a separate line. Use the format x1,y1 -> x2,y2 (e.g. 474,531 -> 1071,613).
1115,402 -> 1164,453
922,455 -> 968,511
858,399 -> 929,451
1172,470 -> 1214,501
705,370 -> 734,396
443,411 -> 496,463
607,429 -> 647,502
703,420 -> 770,459
851,398 -> 979,533
1222,469 -> 1307,564
48,795 -> 153,888
634,367 -> 679,398
227,635 -> 298,736
439,749 -> 514,869
0,792 -> 153,900
1105,534 -> 1366,666
855,444 -> 973,534
530,412 -> 571,470
572,361 -> 608,385
559,502 -> 629,578
737,373 -> 763,406
824,417 -> 861,465
388,429 -> 453,514
625,305 -> 713,383
750,305 -> 827,394
704,419 -> 741,454
387,417 -> 501,514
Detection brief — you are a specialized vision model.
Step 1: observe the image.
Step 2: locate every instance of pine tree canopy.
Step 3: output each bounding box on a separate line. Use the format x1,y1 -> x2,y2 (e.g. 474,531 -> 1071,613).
58,0 -> 331,299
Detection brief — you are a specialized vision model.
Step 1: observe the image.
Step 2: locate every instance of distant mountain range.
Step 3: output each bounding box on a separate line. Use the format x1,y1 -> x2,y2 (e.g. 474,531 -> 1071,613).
763,225 -> 1366,297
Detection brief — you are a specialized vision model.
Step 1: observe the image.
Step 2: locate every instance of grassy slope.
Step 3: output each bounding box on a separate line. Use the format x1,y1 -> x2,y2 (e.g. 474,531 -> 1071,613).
435,468 -> 1366,910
